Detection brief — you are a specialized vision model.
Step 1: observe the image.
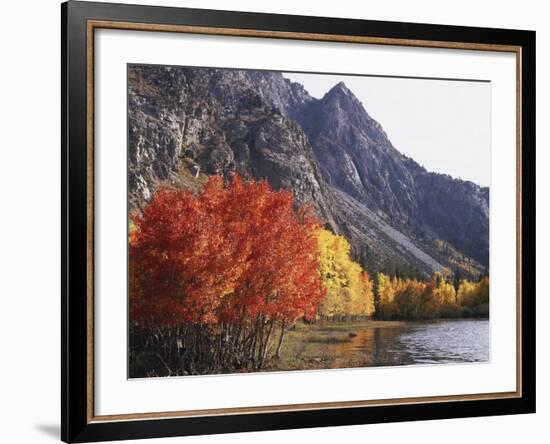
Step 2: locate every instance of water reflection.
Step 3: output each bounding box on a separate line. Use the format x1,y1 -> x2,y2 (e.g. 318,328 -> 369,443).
323,319 -> 489,367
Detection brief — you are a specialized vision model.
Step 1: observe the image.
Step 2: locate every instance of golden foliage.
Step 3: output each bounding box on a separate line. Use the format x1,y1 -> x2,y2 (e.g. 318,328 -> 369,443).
316,229 -> 375,319
376,270 -> 488,320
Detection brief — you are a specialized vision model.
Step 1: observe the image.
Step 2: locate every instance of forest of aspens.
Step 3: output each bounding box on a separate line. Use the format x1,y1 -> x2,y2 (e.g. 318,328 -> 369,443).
129,175 -> 489,377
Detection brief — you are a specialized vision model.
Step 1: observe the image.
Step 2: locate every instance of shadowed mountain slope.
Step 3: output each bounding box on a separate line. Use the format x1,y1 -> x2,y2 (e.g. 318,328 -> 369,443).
128,65 -> 489,278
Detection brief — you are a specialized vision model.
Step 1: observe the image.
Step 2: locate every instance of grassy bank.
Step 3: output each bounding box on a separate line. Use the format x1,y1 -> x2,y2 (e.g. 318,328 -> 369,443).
262,319 -> 407,372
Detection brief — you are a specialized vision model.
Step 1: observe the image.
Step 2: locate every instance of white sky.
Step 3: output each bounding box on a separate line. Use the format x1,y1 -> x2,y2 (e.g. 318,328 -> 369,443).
284,72 -> 490,187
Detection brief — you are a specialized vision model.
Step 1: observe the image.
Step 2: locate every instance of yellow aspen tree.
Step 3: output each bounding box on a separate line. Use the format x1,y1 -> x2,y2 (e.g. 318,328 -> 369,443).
316,228 -> 375,319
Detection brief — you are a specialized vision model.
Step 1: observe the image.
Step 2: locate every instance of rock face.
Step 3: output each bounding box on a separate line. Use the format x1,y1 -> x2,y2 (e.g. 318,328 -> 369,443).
128,66 -> 335,227
128,65 -> 489,278
293,80 -> 489,270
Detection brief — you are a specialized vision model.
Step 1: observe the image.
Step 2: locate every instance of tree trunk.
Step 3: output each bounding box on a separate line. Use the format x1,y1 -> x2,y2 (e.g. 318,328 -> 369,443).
259,320 -> 275,368
275,320 -> 286,359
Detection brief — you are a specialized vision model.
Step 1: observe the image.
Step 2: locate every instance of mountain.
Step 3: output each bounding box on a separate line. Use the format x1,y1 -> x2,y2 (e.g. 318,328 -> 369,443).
128,65 -> 489,279
294,79 -> 489,269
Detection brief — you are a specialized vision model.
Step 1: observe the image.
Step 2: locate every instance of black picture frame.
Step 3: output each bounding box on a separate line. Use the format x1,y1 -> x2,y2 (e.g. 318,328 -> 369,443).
62,1 -> 536,442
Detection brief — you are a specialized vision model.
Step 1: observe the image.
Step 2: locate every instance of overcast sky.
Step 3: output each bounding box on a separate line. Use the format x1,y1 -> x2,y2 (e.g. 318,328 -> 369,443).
284,72 -> 490,187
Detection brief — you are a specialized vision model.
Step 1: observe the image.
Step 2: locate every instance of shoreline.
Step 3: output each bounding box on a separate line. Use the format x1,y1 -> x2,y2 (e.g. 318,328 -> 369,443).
264,318 -> 488,372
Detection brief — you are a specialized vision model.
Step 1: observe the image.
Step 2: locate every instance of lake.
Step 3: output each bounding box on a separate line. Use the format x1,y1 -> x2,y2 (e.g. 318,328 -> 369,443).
271,319 -> 489,371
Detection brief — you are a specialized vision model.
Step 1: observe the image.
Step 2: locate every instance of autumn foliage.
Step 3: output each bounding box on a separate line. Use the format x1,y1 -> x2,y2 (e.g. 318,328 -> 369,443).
316,228 -> 375,319
129,175 -> 325,375
128,174 -> 489,377
375,269 -> 489,320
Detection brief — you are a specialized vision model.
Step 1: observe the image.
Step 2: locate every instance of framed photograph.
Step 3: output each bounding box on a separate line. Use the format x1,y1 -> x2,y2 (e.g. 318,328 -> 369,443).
62,1 -> 535,442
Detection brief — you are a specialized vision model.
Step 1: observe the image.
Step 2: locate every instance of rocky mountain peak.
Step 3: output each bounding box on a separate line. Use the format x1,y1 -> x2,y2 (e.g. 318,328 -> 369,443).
128,65 -> 489,279
327,80 -> 352,94
321,81 -> 360,109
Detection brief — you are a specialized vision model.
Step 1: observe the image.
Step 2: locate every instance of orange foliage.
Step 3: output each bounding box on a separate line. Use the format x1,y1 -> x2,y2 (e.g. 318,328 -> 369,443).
129,175 -> 325,327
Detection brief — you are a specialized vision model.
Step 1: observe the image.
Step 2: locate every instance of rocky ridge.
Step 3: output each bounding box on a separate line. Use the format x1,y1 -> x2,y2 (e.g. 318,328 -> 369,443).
128,65 -> 489,278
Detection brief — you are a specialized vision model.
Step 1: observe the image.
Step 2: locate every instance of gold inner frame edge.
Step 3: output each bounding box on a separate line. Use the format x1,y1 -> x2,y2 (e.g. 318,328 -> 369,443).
85,19 -> 523,423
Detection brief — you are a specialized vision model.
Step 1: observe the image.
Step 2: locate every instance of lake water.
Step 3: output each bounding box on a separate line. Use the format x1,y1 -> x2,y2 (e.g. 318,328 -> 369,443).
327,319 -> 489,367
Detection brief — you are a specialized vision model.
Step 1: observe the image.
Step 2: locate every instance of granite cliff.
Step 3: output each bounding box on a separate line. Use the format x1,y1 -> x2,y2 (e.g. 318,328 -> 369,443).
128,65 -> 489,278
